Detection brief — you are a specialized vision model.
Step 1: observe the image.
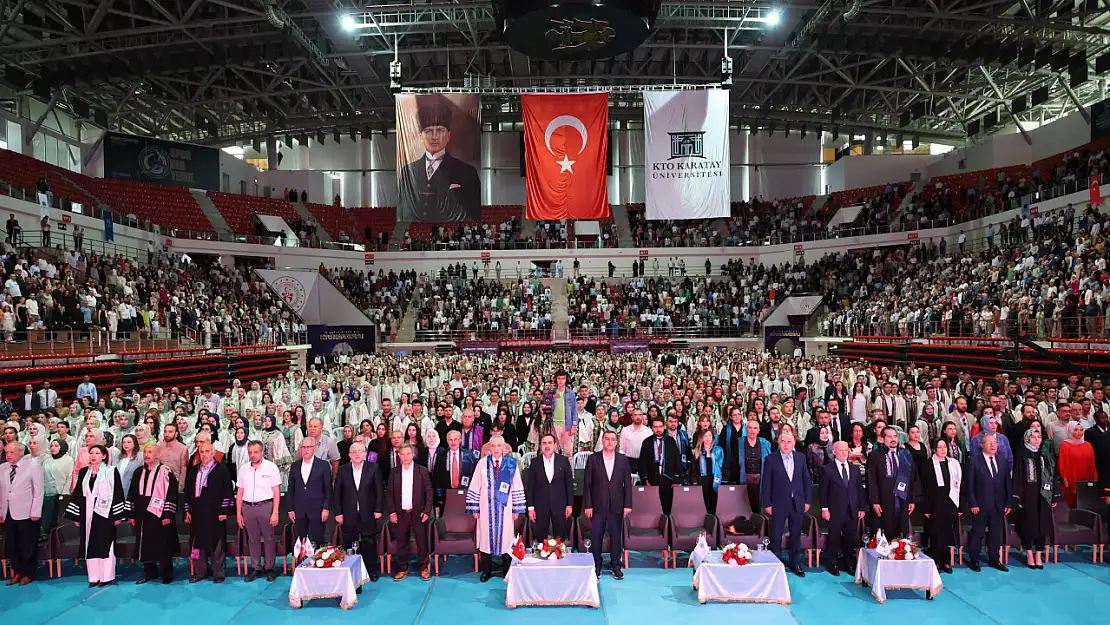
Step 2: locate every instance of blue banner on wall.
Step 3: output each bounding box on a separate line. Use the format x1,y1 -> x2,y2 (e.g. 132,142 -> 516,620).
103,210 -> 115,242
308,325 -> 377,359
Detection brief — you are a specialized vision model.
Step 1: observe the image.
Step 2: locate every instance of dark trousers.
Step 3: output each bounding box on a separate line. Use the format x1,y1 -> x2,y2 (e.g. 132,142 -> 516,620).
294,512 -> 326,546
3,518 -> 37,579
341,526 -> 380,575
480,552 -> 511,575
657,481 -> 674,515
826,508 -> 860,566
533,508 -> 569,540
698,476 -> 718,515
393,510 -> 429,571
770,510 -> 803,568
589,512 -> 623,570
195,537 -> 227,579
144,555 -> 173,581
968,507 -> 1005,565
746,474 -> 762,513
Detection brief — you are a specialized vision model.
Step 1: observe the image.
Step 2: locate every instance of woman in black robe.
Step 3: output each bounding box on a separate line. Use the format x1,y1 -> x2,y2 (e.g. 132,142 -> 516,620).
920,438 -> 962,574
1013,428 -> 1057,569
65,445 -> 126,587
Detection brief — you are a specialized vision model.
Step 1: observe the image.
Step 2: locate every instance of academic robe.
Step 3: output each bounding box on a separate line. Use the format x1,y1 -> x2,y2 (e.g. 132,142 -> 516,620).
183,462 -> 234,553
126,463 -> 180,562
65,466 -> 126,559
465,454 -> 526,555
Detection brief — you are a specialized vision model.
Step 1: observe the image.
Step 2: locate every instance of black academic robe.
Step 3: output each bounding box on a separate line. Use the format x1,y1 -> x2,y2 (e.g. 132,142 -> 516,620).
65,467 -> 126,559
183,462 -> 235,553
126,463 -> 180,562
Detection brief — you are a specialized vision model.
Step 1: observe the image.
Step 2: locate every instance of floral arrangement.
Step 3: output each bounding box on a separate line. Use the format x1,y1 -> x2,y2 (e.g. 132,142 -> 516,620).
887,538 -> 919,561
721,542 -> 752,566
311,545 -> 346,568
533,537 -> 570,560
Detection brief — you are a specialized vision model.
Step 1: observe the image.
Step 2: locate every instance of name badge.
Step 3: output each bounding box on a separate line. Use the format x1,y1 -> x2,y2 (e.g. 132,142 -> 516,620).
499,481 -> 510,494
461,476 -> 470,487
93,497 -> 112,516
472,449 -> 480,460
150,496 -> 165,509
896,480 -> 908,494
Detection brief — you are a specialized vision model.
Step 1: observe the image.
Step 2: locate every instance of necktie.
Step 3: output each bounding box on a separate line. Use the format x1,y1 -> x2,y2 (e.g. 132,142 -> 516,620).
892,452 -> 899,475
841,462 -> 849,484
989,456 -> 996,477
494,460 -> 500,476
451,451 -> 460,488
655,438 -> 662,464
8,465 -> 15,483
392,450 -> 398,468
426,156 -> 440,179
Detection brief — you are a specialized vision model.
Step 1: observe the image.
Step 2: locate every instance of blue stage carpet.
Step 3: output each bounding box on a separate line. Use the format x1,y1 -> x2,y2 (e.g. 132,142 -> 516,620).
3,552 -> 1108,625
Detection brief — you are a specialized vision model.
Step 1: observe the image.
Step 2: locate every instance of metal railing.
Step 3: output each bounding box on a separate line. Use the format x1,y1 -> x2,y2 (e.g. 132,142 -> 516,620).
11,230 -> 149,263
818,316 -> 1110,342
412,328 -> 554,342
402,238 -> 617,251
0,328 -> 307,357
566,325 -> 760,340
181,328 -> 308,348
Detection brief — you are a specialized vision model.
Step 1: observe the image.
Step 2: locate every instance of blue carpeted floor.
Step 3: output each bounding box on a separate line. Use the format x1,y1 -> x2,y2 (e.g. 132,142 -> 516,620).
3,551 -> 1109,625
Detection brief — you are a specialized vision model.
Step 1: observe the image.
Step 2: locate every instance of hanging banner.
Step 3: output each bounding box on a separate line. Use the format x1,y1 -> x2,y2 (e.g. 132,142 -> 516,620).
307,325 -> 377,359
643,90 -> 730,220
103,132 -> 220,190
609,340 -> 651,354
523,93 -> 610,220
396,94 -> 482,222
103,210 -> 115,242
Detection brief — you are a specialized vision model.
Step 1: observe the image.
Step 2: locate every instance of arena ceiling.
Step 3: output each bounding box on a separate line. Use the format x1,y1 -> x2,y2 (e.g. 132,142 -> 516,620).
1,0 -> 1108,147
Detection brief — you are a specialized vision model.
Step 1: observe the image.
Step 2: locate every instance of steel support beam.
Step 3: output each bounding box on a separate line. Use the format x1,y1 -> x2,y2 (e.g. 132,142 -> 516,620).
1054,74 -> 1092,124
979,66 -> 1031,145
23,90 -> 63,150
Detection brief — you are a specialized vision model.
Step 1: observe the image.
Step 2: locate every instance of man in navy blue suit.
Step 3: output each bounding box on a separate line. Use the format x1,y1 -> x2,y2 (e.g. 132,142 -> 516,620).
820,441 -> 866,576
288,437 -> 332,546
966,433 -> 1011,572
761,430 -> 811,577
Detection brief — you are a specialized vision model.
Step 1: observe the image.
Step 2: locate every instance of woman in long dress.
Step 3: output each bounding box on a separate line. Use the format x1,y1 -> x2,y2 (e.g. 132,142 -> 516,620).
41,439 -> 75,540
260,415 -> 293,490
921,438 -> 961,574
65,445 -> 126,587
1013,429 -> 1057,569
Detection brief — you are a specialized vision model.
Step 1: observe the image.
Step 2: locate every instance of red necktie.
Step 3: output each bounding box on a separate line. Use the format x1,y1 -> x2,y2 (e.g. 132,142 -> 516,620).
451,452 -> 460,489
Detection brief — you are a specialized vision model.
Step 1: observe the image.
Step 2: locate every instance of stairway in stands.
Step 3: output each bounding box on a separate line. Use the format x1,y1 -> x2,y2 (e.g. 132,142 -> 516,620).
547,277 -> 569,342
291,201 -> 331,243
395,305 -> 419,343
610,203 -> 635,248
190,190 -> 232,234
390,220 -> 410,249
807,194 -> 828,219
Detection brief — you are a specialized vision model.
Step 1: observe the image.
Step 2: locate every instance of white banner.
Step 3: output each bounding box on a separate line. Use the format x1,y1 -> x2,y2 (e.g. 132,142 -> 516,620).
644,90 -> 730,220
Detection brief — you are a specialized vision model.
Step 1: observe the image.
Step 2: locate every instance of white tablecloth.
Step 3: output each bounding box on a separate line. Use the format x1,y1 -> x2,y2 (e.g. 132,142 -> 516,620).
690,550 -> 792,605
854,548 -> 943,604
288,554 -> 370,610
505,553 -> 600,608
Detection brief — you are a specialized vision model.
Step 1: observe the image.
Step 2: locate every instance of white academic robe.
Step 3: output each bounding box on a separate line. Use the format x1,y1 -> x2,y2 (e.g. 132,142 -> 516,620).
465,455 -> 526,555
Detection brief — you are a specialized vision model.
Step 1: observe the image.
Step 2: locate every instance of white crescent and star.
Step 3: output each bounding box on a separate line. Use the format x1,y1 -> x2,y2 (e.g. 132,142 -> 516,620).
544,115 -> 588,174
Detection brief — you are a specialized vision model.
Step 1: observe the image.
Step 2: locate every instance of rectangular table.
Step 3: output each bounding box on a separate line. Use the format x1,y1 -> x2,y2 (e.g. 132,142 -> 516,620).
690,549 -> 792,605
288,554 -> 370,610
505,552 -> 600,608
854,548 -> 943,604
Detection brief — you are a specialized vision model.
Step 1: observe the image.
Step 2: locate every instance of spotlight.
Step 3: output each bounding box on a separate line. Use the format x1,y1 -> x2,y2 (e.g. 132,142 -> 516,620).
766,9 -> 781,27
389,59 -> 402,94
341,15 -> 357,31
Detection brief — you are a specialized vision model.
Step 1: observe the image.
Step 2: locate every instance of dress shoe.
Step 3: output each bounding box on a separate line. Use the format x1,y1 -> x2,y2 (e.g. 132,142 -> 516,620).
89,582 -> 99,588
18,576 -> 31,586
479,572 -> 492,583
7,575 -> 22,586
190,574 -> 210,584
393,570 -> 409,582
213,577 -> 225,584
1035,564 -> 1044,570
136,577 -> 155,585
967,561 -> 981,572
611,568 -> 624,580
162,578 -> 172,585
420,568 -> 431,581
265,570 -> 277,582
245,570 -> 260,583
594,566 -> 602,580
843,563 -> 856,577
369,573 -> 379,582
990,562 -> 1008,572
827,566 -> 840,577
941,564 -> 953,574
791,566 -> 806,578
355,587 -> 362,595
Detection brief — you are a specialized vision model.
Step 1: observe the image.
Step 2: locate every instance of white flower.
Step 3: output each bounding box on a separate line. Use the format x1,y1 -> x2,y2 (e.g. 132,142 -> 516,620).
548,539 -> 557,547
315,559 -> 324,567
905,552 -> 915,560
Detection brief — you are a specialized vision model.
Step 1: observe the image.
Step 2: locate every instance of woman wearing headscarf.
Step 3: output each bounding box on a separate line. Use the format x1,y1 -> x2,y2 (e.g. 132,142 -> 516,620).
921,438 -> 962,574
423,429 -> 442,473
226,427 -> 251,477
337,425 -> 356,465
970,414 -> 1013,473
595,409 -> 623,451
40,439 -> 75,540
116,434 -> 143,494
1057,421 -> 1098,508
65,444 -> 126,587
1013,428 -> 1057,569
687,429 -> 724,514
805,423 -> 834,484
133,423 -> 155,453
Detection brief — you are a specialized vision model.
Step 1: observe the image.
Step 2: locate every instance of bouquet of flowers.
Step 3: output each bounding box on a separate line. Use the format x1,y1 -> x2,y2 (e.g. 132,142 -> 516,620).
721,542 -> 752,566
887,538 -> 919,561
311,545 -> 346,568
533,537 -> 570,560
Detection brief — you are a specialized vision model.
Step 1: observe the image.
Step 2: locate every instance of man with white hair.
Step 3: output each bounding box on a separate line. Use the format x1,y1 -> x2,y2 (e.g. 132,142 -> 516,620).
333,441 -> 383,583
294,417 -> 340,477
0,440 -> 44,585
466,435 -> 526,582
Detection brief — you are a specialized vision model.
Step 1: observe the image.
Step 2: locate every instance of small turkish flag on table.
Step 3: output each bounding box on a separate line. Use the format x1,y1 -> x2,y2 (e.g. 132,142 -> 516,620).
523,93 -> 610,220
511,535 -> 527,562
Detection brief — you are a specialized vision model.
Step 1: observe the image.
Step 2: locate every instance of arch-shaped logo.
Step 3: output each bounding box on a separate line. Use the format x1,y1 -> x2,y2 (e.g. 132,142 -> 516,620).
138,146 -> 170,179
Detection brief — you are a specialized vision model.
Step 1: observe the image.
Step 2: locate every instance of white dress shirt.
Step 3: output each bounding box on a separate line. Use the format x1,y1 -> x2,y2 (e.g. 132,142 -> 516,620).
603,453 -> 615,480
300,456 -> 314,483
401,463 -> 414,510
543,454 -> 555,482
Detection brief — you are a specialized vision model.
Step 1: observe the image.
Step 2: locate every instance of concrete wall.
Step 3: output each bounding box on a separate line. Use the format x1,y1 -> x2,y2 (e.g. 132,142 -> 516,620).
219,152 -> 262,195
823,154 -> 940,193
748,133 -> 821,200
1029,108 -> 1092,164
256,169 -> 328,204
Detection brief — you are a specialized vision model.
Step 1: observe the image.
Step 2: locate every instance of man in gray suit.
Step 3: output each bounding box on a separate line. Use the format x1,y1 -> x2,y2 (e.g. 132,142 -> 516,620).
0,441 -> 44,585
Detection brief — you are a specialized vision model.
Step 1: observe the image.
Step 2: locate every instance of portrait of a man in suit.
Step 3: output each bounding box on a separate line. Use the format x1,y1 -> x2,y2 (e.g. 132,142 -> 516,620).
398,94 -> 481,222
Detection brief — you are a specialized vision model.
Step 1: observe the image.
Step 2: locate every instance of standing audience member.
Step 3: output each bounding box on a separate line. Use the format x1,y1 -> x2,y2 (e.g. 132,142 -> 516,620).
761,430 -> 810,577
921,438 -> 962,574
287,437 -> 331,547
387,443 -> 433,581
1012,429 -> 1056,570
184,440 -> 234,583
819,441 -> 865,576
128,445 -> 179,585
332,441 -> 383,582
584,431 -> 632,580
65,445 -> 125,587
236,441 -> 281,582
966,434 -> 1011,573
1,441 -> 44,585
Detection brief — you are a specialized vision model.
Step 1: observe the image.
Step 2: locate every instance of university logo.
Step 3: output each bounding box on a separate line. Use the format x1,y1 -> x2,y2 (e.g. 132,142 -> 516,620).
669,132 -> 705,159
138,146 -> 170,178
272,276 -> 307,311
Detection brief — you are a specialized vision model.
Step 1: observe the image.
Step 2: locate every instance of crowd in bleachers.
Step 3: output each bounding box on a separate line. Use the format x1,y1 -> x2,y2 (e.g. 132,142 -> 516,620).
821,203 -> 1110,339
322,267 -> 417,341
404,216 -> 523,251
411,268 -> 553,338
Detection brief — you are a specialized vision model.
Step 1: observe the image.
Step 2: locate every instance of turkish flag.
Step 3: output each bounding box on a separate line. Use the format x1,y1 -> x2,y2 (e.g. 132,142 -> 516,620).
1092,174 -> 1102,206
511,534 -> 527,562
523,94 -> 610,220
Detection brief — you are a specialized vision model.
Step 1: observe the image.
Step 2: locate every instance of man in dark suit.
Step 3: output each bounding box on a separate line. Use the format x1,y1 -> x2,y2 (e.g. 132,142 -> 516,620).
386,443 -> 434,581
431,430 -> 475,510
761,430 -> 810,577
966,433 -> 1012,572
527,433 -> 574,540
638,417 -> 681,515
287,437 -> 332,546
584,430 -> 632,580
819,441 -> 866,576
866,427 -> 921,539
826,399 -> 851,442
398,95 -> 480,222
332,442 -> 383,582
